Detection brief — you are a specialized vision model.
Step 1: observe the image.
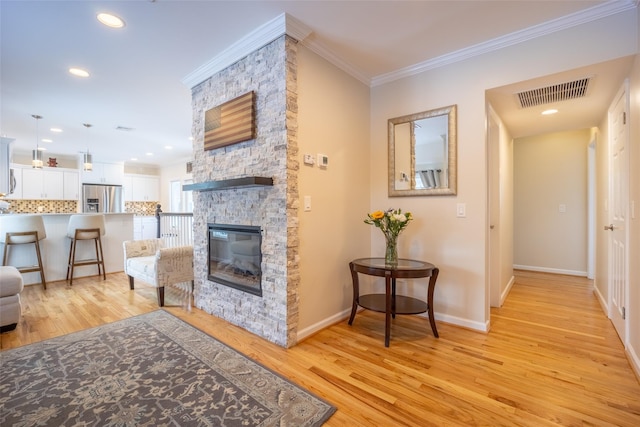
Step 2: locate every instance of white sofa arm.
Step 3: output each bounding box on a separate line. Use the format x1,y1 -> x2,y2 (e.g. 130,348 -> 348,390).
156,245 -> 194,285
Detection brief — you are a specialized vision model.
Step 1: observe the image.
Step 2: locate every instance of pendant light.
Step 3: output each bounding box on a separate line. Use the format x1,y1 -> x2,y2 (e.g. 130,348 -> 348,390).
31,114 -> 43,168
83,123 -> 93,171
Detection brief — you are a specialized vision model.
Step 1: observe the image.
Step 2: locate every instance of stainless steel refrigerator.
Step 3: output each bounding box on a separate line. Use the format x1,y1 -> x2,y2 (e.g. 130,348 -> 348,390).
82,184 -> 123,213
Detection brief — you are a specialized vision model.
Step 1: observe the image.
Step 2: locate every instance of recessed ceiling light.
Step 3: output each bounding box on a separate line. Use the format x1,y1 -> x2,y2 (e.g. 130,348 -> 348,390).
165,146 -> 173,150
69,67 -> 90,78
541,109 -> 558,115
37,147 -> 46,151
97,13 -> 125,28
145,152 -> 153,156
41,139 -> 53,143
130,157 -> 138,161
50,128 -> 63,133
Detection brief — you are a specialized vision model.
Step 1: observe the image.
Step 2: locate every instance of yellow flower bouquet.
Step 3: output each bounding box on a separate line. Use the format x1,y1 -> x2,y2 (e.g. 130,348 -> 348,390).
364,208 -> 413,265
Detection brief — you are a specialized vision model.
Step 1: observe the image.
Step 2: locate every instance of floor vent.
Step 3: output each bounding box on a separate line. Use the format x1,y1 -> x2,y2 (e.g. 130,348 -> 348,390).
516,77 -> 591,108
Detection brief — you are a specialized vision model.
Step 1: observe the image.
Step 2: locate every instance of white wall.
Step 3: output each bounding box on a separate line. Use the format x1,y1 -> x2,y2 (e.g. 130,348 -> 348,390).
625,11 -> 640,375
513,129 -> 591,275
159,160 -> 192,212
487,106 -> 515,308
370,9 -> 636,331
595,115 -> 610,308
296,45 -> 371,337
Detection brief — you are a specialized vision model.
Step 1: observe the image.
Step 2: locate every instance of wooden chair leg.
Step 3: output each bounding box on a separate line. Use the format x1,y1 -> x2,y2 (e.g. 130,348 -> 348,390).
157,287 -> 165,307
96,235 -> 106,281
34,240 -> 46,290
128,275 -> 134,290
66,238 -> 74,281
68,238 -> 77,286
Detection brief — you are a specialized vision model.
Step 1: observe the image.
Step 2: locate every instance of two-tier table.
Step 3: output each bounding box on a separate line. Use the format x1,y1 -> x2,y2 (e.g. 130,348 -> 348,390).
348,257 -> 439,347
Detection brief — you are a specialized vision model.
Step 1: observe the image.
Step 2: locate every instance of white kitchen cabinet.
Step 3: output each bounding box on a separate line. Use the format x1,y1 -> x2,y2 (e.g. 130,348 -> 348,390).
123,175 -> 133,202
80,162 -> 124,185
21,168 -> 64,200
125,174 -> 159,202
133,216 -> 158,240
63,171 -> 79,200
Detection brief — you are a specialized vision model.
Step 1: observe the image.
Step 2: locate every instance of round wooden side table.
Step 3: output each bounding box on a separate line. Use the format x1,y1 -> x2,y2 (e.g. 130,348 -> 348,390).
348,257 -> 439,347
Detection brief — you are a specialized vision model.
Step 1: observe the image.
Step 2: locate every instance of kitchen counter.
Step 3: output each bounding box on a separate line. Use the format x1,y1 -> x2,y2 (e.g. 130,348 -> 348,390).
0,213 -> 134,285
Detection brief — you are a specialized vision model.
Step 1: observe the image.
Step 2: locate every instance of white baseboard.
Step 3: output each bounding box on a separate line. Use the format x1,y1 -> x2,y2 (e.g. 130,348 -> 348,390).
296,307 -> 353,342
593,284 -> 609,316
428,311 -> 489,332
627,342 -> 640,383
297,307 -> 488,342
513,264 -> 587,277
500,275 -> 515,307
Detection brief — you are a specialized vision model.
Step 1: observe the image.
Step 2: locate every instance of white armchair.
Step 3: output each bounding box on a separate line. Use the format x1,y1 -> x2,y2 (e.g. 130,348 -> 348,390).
123,239 -> 194,306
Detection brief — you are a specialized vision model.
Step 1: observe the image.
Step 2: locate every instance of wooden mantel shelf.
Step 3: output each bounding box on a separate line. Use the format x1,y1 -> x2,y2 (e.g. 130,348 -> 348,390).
182,177 -> 273,192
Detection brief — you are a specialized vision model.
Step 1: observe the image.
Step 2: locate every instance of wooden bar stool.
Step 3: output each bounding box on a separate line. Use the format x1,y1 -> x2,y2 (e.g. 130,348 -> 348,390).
66,214 -> 106,285
0,215 -> 47,289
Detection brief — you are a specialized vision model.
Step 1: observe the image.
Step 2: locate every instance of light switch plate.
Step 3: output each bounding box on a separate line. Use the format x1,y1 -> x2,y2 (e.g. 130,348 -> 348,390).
456,203 -> 466,218
304,195 -> 311,212
303,154 -> 314,165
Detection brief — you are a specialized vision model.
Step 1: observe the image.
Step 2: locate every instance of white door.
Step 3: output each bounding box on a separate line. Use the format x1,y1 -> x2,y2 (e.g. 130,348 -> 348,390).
607,81 -> 629,342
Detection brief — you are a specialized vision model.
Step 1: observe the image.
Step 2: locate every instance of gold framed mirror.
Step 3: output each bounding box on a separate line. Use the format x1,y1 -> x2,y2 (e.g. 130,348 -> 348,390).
388,104 -> 457,196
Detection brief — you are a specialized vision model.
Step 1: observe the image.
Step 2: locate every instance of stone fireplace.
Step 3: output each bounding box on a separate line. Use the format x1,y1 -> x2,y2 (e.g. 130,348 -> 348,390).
188,34 -> 300,348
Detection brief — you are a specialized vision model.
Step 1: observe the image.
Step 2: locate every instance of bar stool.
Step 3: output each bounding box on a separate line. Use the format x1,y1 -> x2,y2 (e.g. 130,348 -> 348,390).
66,214 -> 106,285
0,215 -> 47,289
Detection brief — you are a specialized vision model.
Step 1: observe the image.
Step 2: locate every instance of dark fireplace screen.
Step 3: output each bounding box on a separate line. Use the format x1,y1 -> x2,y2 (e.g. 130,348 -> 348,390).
208,224 -> 262,296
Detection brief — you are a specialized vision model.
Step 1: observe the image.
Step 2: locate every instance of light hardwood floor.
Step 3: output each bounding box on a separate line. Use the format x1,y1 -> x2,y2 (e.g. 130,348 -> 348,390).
1,271 -> 639,426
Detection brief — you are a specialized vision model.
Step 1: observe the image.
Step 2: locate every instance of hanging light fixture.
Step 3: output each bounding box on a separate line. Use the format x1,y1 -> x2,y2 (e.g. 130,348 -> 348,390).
83,123 -> 93,171
31,114 -> 43,168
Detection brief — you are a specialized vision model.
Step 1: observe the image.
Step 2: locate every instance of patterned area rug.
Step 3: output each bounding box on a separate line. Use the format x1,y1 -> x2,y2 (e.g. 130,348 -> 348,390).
0,310 -> 335,426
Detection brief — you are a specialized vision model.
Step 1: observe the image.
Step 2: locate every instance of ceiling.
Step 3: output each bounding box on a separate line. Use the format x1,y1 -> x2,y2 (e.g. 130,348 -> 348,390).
0,0 -> 635,168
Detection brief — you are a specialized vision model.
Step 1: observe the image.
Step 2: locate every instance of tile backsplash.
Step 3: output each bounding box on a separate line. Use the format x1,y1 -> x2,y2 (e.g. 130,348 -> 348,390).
5,199 -> 158,215
125,201 -> 158,216
7,199 -> 78,214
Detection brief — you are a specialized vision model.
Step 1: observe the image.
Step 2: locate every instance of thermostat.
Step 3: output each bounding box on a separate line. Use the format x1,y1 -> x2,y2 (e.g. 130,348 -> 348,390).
317,154 -> 328,168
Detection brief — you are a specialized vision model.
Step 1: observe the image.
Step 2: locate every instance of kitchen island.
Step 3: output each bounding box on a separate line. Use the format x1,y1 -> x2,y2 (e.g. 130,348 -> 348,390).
0,213 -> 134,285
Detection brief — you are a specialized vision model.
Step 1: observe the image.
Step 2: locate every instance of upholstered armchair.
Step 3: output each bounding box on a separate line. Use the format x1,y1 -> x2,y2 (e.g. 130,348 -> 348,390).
123,239 -> 194,306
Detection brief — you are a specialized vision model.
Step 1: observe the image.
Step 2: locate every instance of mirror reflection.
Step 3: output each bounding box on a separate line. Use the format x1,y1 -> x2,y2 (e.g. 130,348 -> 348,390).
388,105 -> 457,196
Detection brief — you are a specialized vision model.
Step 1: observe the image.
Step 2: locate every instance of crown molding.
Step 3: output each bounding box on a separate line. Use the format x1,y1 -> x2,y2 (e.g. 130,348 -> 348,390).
371,0 -> 637,87
300,40 -> 371,85
182,13 -> 312,89
183,1 -> 636,90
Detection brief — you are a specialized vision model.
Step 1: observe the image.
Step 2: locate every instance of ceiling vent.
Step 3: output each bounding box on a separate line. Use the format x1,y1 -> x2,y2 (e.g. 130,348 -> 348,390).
116,126 -> 135,131
516,77 -> 591,108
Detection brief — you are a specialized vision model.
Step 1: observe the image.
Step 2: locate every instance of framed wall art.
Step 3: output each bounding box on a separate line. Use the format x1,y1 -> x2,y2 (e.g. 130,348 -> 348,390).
204,91 -> 255,151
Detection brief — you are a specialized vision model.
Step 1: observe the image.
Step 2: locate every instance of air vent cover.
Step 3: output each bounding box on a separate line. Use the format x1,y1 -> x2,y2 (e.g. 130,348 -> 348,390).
516,77 -> 591,108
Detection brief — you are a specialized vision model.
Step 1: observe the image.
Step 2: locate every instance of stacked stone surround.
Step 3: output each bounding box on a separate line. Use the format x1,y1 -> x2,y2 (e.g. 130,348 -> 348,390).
191,35 -> 299,348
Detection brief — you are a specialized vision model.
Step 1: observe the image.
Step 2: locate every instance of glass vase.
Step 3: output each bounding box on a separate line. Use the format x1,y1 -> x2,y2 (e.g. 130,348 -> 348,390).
384,233 -> 398,267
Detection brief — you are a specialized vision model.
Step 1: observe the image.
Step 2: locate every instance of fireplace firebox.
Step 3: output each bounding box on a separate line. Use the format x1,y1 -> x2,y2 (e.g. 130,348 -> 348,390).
208,224 -> 262,296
